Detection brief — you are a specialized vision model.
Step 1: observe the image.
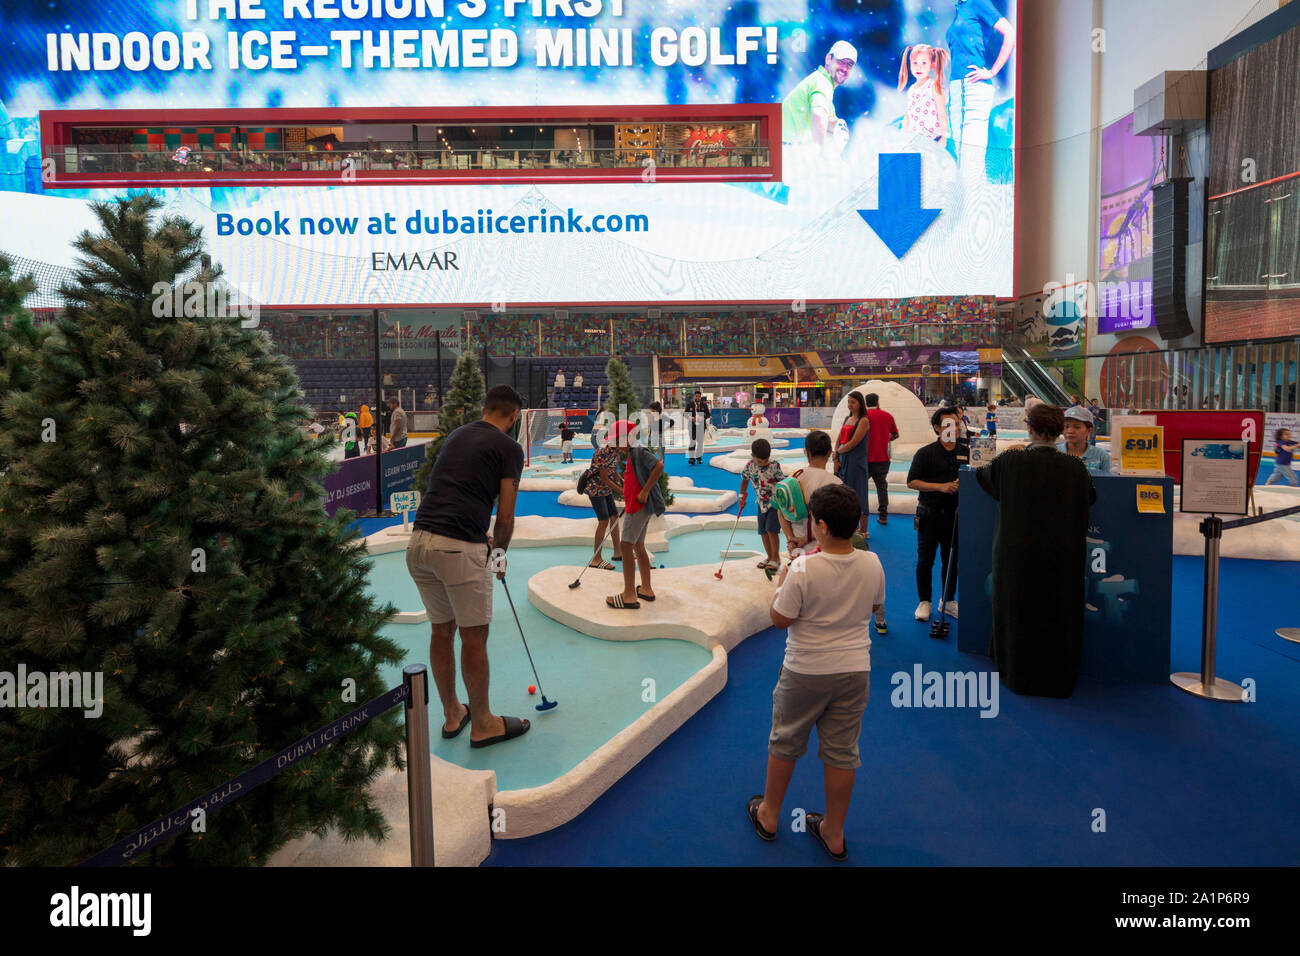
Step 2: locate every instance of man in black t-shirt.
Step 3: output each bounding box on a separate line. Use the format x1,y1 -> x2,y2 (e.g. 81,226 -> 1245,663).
906,407 -> 965,627
406,385 -> 530,748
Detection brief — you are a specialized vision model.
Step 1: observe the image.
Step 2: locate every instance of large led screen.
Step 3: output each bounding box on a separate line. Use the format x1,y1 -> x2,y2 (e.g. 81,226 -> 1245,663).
1,0 -> 1018,307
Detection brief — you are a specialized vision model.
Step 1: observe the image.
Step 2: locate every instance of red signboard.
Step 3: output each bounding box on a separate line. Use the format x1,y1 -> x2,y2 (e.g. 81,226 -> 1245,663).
681,126 -> 735,159
1138,409 -> 1264,483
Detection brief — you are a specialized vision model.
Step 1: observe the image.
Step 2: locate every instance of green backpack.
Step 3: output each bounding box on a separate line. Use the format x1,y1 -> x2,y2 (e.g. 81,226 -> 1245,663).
772,475 -> 807,523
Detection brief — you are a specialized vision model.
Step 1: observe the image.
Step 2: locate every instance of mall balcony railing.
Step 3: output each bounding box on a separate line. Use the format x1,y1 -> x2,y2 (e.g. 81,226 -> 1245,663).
997,338 -> 1299,413
43,144 -> 773,175
752,321 -> 997,352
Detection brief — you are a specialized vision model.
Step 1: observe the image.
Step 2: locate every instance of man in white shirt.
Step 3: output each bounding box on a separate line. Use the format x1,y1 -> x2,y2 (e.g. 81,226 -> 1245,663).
747,483 -> 885,862
554,369 -> 566,389
573,372 -> 584,388
387,397 -> 408,448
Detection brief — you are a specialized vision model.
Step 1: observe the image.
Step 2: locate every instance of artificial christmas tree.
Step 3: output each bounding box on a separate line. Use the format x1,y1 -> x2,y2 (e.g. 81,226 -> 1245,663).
411,349 -> 485,493
0,255 -> 48,421
602,356 -> 641,419
0,195 -> 405,866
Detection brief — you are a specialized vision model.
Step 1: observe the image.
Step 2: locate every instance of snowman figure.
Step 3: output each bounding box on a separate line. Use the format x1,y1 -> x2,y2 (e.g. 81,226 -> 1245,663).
746,402 -> 772,443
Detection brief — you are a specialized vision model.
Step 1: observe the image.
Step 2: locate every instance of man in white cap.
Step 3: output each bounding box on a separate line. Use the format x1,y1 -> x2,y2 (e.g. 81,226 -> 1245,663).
1058,406 -> 1110,474
781,40 -> 857,149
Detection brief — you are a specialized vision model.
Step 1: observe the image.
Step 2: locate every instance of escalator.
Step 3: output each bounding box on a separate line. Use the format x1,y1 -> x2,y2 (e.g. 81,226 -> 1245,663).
1001,342 -> 1073,405
1000,361 -> 1033,402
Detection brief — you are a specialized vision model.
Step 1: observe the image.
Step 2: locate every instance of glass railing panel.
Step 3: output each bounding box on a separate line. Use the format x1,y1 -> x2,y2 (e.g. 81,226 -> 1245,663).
49,144 -> 773,174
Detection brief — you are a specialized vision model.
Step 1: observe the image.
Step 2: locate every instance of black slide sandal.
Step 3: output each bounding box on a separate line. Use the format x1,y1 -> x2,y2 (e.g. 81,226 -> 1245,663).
747,795 -> 776,842
440,703 -> 471,739
636,587 -> 656,602
470,715 -> 531,749
807,812 -> 848,862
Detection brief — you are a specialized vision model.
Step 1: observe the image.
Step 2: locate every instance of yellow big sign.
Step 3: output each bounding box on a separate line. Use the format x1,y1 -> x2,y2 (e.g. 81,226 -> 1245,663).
1136,484 -> 1165,514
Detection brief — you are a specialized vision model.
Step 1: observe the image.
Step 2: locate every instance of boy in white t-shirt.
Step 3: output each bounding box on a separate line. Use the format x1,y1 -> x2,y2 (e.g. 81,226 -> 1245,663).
775,430 -> 887,633
776,429 -> 841,553
747,483 -> 885,862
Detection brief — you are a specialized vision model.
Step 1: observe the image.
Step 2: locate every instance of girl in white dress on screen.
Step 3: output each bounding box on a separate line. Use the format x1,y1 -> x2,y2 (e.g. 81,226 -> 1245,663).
898,44 -> 949,142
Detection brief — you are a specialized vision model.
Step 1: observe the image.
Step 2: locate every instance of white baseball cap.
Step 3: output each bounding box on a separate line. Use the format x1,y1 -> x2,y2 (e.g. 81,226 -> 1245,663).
1064,406 -> 1095,426
828,40 -> 857,63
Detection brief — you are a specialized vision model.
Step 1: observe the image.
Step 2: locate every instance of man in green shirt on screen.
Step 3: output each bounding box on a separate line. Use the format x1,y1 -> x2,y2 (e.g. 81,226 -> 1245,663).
782,40 -> 857,151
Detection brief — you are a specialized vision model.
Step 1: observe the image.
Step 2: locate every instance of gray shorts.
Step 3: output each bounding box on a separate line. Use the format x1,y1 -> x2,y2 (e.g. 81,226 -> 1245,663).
621,506 -> 655,545
405,529 -> 493,627
768,667 -> 870,769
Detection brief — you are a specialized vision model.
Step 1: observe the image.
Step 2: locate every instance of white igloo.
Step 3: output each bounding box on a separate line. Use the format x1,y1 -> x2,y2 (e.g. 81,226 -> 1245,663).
829,380 -> 934,453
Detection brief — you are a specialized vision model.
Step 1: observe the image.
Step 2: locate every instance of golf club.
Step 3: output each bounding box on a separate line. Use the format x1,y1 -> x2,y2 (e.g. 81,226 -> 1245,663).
929,508 -> 959,640
501,579 -> 558,711
568,508 -> 624,589
714,508 -> 744,580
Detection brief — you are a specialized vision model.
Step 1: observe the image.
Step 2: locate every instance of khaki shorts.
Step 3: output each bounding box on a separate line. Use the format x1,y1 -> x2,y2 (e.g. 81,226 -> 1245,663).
621,506 -> 655,545
768,667 -> 870,769
405,529 -> 493,627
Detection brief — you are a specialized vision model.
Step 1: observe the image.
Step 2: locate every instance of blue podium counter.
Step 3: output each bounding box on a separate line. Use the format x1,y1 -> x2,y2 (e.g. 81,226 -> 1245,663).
957,471 -> 1174,684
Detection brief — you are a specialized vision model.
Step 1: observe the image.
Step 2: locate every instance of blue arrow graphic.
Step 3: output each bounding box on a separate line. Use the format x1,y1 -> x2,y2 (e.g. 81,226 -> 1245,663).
858,153 -> 941,259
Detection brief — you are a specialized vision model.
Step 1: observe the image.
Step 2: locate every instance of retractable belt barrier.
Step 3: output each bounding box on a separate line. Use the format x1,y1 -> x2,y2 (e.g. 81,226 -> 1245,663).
80,665 -> 435,867
1172,505 -> 1300,701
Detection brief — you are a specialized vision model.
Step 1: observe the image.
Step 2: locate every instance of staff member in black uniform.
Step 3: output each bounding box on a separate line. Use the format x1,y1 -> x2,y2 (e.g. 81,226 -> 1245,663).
906,407 -> 965,626
686,391 -> 711,465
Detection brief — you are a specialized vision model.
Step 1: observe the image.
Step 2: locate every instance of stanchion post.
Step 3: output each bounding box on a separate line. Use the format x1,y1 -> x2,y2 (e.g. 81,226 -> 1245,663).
1200,515 -> 1222,685
1171,515 -> 1246,701
403,665 -> 435,866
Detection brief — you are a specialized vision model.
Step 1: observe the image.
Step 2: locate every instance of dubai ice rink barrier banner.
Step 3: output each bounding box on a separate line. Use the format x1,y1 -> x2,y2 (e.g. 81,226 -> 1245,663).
322,443 -> 424,516
0,0 -> 1017,305
957,474 -> 1174,685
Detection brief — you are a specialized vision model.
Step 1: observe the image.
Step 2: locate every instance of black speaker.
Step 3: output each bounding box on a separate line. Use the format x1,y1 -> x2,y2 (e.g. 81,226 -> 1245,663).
1150,177 -> 1194,340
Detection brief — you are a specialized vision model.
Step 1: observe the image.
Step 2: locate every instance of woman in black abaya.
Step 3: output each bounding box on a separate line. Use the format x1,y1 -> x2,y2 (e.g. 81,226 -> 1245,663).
975,403 -> 1096,697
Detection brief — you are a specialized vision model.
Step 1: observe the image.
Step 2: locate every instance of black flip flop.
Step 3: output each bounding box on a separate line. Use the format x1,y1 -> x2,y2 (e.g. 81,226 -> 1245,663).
636,587 -> 656,602
806,812 -> 847,862
470,715 -> 531,749
606,595 -> 640,610
440,703 -> 471,740
747,795 -> 776,842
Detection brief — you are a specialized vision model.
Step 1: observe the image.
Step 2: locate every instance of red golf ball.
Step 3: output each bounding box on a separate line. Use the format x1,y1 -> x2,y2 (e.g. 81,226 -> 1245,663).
528,685 -> 537,695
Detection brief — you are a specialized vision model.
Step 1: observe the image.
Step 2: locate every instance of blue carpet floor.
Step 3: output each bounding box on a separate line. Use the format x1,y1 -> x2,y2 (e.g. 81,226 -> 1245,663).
480,538 -> 1300,866
353,449 -> 1300,866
